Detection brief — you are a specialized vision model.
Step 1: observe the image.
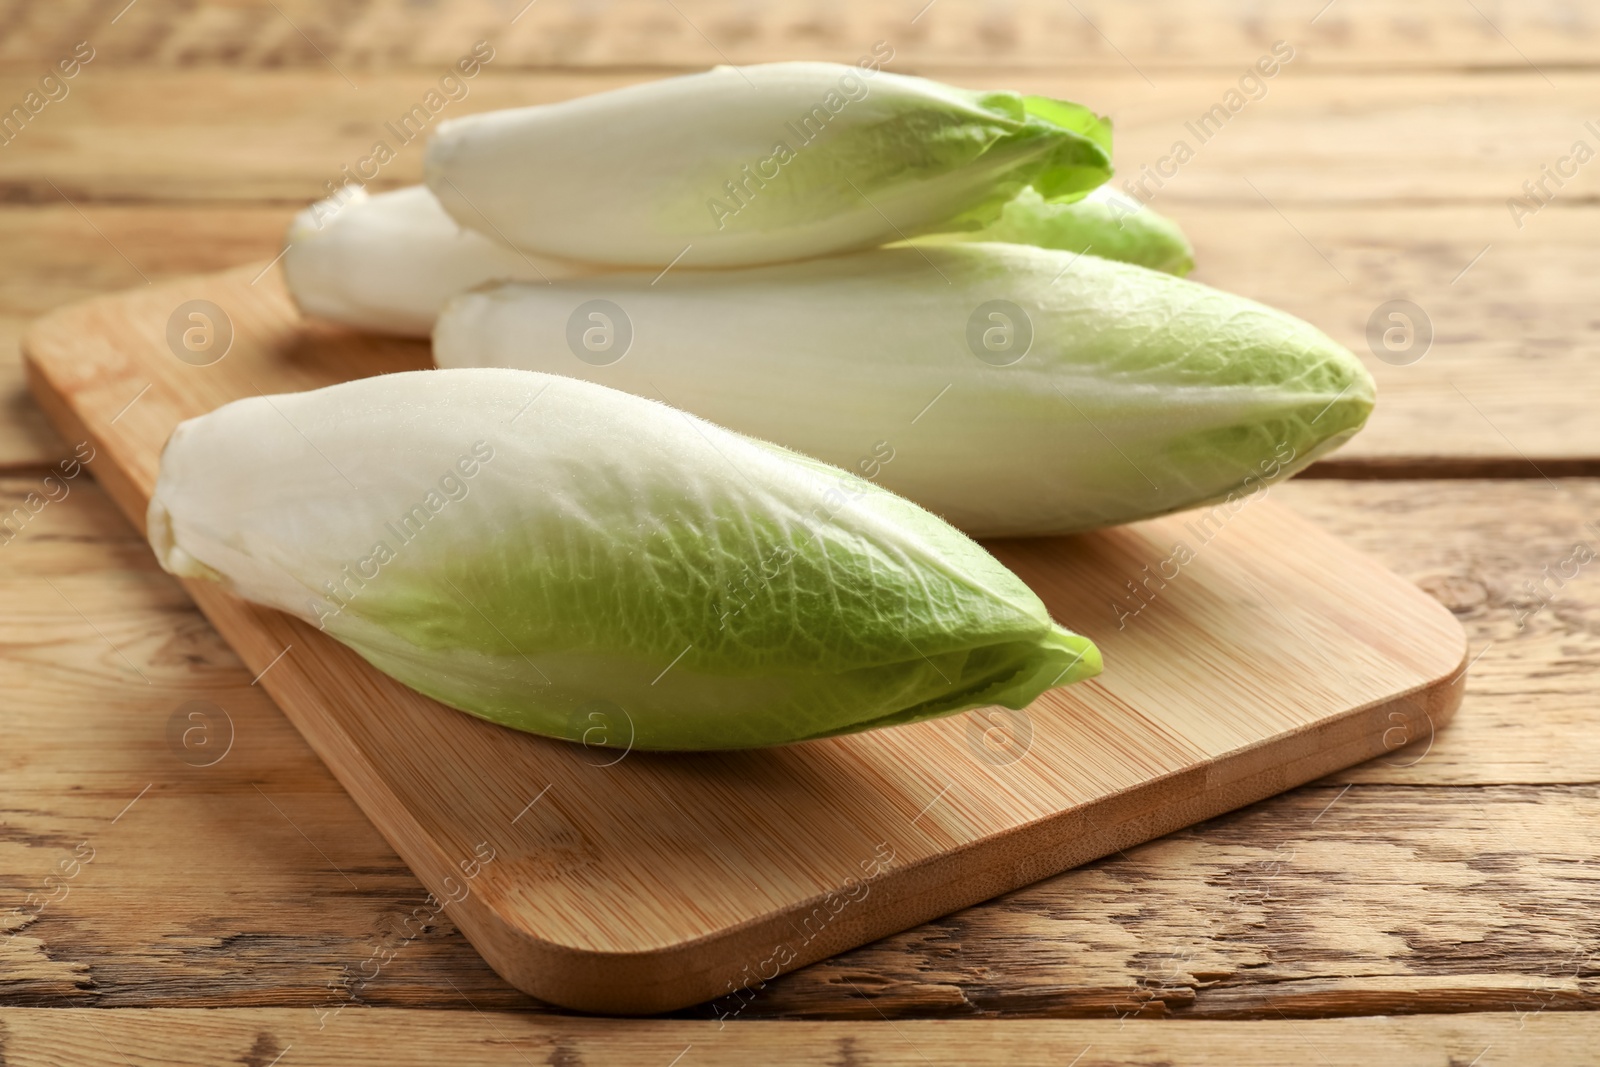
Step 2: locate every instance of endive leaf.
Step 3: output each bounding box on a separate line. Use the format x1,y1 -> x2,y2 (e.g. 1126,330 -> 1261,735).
1021,97 -> 1114,199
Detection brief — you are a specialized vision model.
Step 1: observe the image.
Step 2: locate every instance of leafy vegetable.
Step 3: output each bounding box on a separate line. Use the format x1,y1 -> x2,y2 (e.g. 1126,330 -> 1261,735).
283,186 -> 591,336
146,369 -> 1101,749
435,243 -> 1373,537
912,185 -> 1195,276
424,61 -> 1113,268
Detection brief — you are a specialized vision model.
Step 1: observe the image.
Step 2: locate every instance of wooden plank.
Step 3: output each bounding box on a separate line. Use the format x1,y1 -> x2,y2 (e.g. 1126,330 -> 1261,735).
744,781 -> 1600,1019
1,0 -> 1595,73
0,70 -> 1593,206
0,1008 -> 1593,1065
16,265 -> 1466,1013
0,475 -> 1593,1015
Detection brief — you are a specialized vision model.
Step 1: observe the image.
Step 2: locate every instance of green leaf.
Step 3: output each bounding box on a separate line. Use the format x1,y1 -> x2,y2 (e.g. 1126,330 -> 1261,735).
1019,96 -> 1115,202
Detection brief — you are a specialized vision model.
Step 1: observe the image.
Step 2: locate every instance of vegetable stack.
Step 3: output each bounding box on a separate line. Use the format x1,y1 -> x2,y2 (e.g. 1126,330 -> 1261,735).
153,61 -> 1375,750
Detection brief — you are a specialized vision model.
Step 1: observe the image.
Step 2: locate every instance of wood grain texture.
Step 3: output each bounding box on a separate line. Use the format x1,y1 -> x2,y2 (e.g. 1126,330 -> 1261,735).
2,0 -> 1595,72
0,474 -> 1595,1020
2,0 -> 1596,1048
0,1009 -> 1592,1066
17,266 -> 1465,1013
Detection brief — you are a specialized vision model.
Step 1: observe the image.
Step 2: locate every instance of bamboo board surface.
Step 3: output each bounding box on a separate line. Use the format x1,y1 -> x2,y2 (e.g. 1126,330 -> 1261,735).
20,264 -> 1466,1014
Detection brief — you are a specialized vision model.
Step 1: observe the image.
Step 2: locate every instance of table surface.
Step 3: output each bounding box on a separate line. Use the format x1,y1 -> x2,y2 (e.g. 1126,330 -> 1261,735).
1,2 -> 1595,1064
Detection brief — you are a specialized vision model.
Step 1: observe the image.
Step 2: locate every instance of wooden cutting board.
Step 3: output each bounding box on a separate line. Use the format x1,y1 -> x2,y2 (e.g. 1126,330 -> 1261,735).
22,265 -> 1468,1015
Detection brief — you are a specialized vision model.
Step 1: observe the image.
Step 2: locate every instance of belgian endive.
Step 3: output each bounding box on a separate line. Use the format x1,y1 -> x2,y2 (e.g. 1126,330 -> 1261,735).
283,183 -> 1194,337
282,186 -> 592,336
435,244 -> 1375,537
425,61 -> 1114,267
147,369 -> 1101,750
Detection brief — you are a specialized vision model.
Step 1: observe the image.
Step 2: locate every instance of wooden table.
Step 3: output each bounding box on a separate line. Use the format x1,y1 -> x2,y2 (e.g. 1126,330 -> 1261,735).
1,2 -> 1595,1062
